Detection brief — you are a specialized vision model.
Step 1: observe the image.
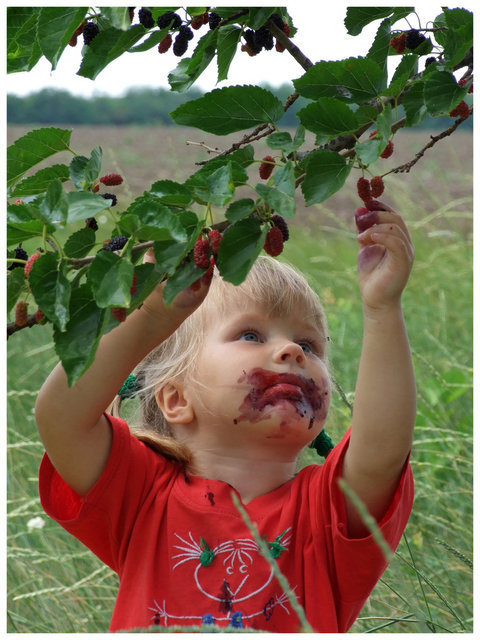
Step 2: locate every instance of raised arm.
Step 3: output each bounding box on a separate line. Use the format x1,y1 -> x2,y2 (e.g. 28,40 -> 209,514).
35,260 -> 210,496
342,202 -> 416,536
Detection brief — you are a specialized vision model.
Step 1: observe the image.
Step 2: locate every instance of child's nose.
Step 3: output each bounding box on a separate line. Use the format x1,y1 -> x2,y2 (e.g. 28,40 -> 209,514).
273,341 -> 306,366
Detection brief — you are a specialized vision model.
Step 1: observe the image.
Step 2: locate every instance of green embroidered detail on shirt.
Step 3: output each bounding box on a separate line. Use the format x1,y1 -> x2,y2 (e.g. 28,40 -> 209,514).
267,529 -> 289,559
199,537 -> 215,567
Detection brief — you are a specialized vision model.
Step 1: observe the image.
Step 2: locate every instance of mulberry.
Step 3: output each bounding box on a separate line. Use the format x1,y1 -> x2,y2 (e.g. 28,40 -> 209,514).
269,13 -> 285,29
370,176 -> 384,198
158,33 -> 172,53
259,156 -> 275,179
275,41 -> 286,53
24,252 -> 41,278
193,236 -> 211,269
139,8 -> 155,29
405,29 -> 427,51
157,11 -> 182,30
272,214 -> 289,242
380,140 -> 394,159
208,229 -> 222,254
425,56 -> 437,68
179,25 -> 194,40
8,246 -> 28,271
191,14 -> 205,30
201,256 -> 215,286
83,22 -> 99,46
243,29 -> 262,55
85,217 -> 98,230
263,226 -> 284,257
112,307 -> 127,323
173,32 -> 189,57
208,12 -> 221,30
356,177 -> 371,203
254,26 -> 274,51
390,32 -> 406,54
35,308 -> 46,325
130,273 -> 137,296
15,301 -> 28,328
100,173 -> 123,186
449,100 -> 470,119
102,235 -> 129,252
101,193 -> 117,206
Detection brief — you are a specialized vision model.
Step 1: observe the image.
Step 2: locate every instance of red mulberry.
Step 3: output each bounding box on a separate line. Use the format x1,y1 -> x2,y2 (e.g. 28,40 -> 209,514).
112,307 -> 127,323
390,32 -> 406,54
370,176 -> 384,198
259,156 -> 275,180
263,226 -> 284,257
380,140 -> 394,159
208,229 -> 222,254
15,301 -> 28,327
449,100 -> 470,119
193,236 -> 211,269
35,308 -> 46,325
130,273 -> 137,296
24,252 -> 41,278
158,33 -> 172,53
100,173 -> 123,186
357,177 -> 371,203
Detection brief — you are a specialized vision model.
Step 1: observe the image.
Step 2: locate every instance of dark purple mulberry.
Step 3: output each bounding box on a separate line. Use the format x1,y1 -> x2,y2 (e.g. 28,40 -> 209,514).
101,193 -> 117,206
157,11 -> 182,30
405,29 -> 427,50
83,22 -> 99,46
272,215 -> 289,242
138,8 -> 155,29
8,246 -> 28,271
102,235 -> 128,252
208,12 -> 221,30
173,32 -> 189,56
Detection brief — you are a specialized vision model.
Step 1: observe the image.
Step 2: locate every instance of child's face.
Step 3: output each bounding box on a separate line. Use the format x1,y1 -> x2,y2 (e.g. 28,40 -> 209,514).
188,298 -> 331,458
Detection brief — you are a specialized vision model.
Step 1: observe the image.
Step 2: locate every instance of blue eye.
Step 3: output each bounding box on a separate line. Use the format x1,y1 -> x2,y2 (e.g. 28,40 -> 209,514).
299,342 -> 313,354
239,331 -> 261,343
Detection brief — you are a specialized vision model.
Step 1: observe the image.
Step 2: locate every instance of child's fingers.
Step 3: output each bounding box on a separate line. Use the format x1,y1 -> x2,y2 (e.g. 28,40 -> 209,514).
355,202 -> 412,243
358,224 -> 414,265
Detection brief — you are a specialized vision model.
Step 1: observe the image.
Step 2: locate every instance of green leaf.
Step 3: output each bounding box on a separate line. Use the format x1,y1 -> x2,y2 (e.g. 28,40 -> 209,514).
7,202 -> 56,245
344,6 -> 413,35
168,30 -> 218,92
10,164 -> 70,197
69,155 -> 90,189
216,217 -> 267,285
7,269 -> 26,314
84,145 -> 103,184
170,85 -> 284,134
66,191 -> 113,223
439,8 -> 473,68
39,179 -> 69,224
124,198 -> 188,242
163,259 -> 205,305
402,81 -> 428,127
7,8 -> 42,73
256,160 -> 296,218
355,138 -> 385,164
64,227 -> 96,259
149,180 -> 193,207
205,163 -> 236,206
367,18 -> 391,79
129,27 -> 170,52
37,7 -> 87,70
53,283 -> 108,387
185,157 -> 249,204
382,54 -> 418,98
78,25 -> 147,80
225,198 -> 256,223
29,253 -> 71,331
301,149 -> 352,206
217,25 -> 242,83
424,70 -> 467,115
375,103 -> 393,141
297,98 -> 359,138
87,251 -> 134,308
99,6 -> 133,31
7,127 -> 72,188
293,57 -> 385,103
247,7 -> 276,30
152,239 -> 190,275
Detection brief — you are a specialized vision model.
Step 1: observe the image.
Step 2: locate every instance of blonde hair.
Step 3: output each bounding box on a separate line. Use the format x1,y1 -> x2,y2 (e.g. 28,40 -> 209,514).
113,256 -> 329,467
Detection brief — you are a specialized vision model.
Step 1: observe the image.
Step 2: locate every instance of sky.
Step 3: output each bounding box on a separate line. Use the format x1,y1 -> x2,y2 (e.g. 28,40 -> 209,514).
6,2 -> 473,98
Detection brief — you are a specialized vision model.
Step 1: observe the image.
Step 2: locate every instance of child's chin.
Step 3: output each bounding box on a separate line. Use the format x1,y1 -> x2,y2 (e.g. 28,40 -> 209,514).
260,400 -> 320,438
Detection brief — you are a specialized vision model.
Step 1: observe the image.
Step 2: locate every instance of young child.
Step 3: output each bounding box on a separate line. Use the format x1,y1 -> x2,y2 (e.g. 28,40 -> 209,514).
35,201 -> 416,633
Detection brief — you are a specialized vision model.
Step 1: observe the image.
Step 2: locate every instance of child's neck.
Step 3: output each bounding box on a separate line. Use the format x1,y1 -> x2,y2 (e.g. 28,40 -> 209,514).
189,448 -> 298,504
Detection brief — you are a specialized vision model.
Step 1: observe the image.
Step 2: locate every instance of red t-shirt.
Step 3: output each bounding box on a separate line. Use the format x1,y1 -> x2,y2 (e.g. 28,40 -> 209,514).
39,415 -> 413,633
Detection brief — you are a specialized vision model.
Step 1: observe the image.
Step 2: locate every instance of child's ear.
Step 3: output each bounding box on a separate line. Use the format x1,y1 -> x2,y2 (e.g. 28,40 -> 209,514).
155,382 -> 194,425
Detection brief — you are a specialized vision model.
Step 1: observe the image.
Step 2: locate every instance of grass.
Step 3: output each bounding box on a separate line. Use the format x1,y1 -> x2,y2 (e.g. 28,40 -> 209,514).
7,127 -> 473,633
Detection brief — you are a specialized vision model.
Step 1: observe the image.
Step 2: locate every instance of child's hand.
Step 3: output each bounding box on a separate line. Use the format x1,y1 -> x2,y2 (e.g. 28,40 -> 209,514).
355,201 -> 414,312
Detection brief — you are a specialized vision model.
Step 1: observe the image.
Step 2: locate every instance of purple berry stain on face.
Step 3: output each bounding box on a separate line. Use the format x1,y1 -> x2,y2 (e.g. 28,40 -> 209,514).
233,368 -> 329,429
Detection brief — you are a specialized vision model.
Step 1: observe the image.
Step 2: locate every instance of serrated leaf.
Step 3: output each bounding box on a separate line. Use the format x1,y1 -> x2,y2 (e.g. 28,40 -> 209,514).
10,164 -> 70,197
126,198 -> 188,242
440,8 -> 473,67
78,25 -> 146,80
344,7 -> 413,36
168,30 -> 218,92
205,163 -> 236,206
301,149 -> 352,206
87,251 -> 134,308
69,155 -> 89,189
7,269 -> 26,314
293,57 -> 385,103
39,178 -> 69,223
66,191 -> 113,223
7,127 -> 72,188
163,259 -> 205,305
99,6 -> 133,30
297,98 -> 358,138
216,217 -> 267,285
152,239 -> 190,275
7,202 -> 55,245
382,54 -> 418,98
37,7 -> 87,70
29,253 -> 71,331
355,138 -> 385,164
247,7 -> 276,30
129,27 -> 170,52
148,179 -> 193,207
64,227 -> 96,259
7,8 -> 42,73
84,145 -> 103,183
402,81 -> 428,127
170,85 -> 284,134
255,160 -> 296,218
53,283 -> 108,387
424,70 -> 467,115
217,25 -> 242,83
225,198 -> 256,222
367,18 -> 391,78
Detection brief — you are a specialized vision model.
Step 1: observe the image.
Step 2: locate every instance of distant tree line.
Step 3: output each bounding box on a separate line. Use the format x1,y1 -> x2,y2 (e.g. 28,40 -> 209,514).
7,84 -> 468,129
